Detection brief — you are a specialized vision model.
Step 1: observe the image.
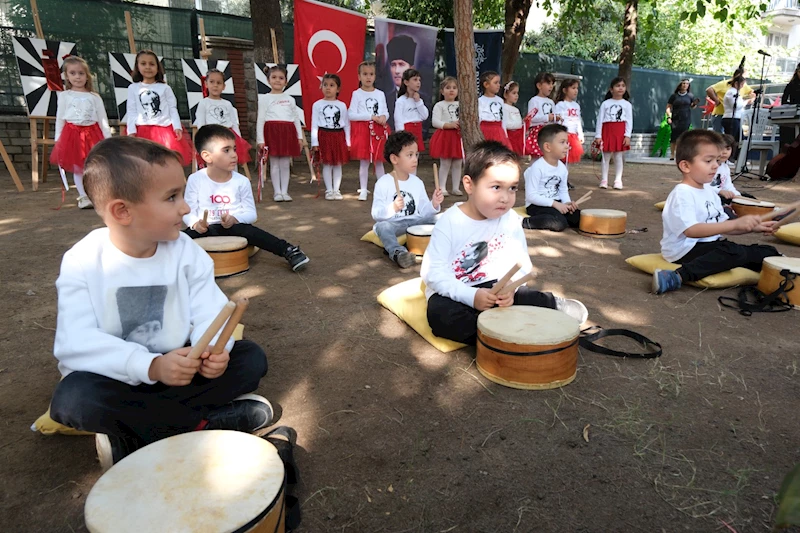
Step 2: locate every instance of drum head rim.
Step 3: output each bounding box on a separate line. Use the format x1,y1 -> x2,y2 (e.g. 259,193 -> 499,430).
477,307 -> 580,345
580,209 -> 627,218
406,224 -> 435,236
763,256 -> 800,273
732,198 -> 775,207
194,236 -> 250,252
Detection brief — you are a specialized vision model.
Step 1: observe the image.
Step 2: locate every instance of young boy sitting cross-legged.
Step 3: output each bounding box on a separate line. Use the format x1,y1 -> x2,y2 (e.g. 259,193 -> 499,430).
49,136 -> 272,469
184,125 -> 309,272
371,130 -> 445,268
653,129 -> 780,294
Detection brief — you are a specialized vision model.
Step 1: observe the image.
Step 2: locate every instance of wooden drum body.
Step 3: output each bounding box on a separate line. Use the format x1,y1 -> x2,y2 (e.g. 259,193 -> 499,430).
195,236 -> 250,278
85,431 -> 286,533
731,198 -> 776,218
757,256 -> 800,307
476,306 -> 580,390
406,224 -> 434,256
578,209 -> 627,238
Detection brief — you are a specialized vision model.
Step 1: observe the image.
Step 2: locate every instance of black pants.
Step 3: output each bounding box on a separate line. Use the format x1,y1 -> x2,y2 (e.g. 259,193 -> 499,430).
50,340 -> 267,447
670,121 -> 690,143
675,239 -> 780,282
525,205 -> 581,232
721,118 -> 742,160
185,223 -> 290,257
427,281 -> 556,345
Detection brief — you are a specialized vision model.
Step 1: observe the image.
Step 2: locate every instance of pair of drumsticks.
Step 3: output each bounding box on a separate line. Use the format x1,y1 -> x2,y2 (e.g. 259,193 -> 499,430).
761,200 -> 800,229
489,263 -> 535,296
574,191 -> 593,207
187,298 -> 248,359
392,164 -> 444,197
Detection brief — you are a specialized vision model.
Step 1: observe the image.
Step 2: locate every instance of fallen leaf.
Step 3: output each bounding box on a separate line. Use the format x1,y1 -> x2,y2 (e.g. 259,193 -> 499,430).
387,484 -> 393,493
583,424 -> 591,443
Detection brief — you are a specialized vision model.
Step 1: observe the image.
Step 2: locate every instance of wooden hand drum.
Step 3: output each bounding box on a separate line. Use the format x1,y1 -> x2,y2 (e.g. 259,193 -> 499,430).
757,256 -> 800,307
195,236 -> 250,278
406,224 -> 434,257
84,431 -> 286,533
476,306 -> 580,390
578,209 -> 627,238
731,198 -> 776,218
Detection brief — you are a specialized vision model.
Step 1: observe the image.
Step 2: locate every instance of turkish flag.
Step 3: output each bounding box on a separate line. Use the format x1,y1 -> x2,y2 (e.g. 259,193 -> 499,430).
294,0 -> 366,128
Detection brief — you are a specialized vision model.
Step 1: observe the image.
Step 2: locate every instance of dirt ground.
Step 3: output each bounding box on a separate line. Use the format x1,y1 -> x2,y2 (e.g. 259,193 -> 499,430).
1,157 -> 799,533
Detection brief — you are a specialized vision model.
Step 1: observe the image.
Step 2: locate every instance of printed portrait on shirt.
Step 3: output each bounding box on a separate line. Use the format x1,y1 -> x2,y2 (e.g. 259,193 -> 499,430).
322,104 -> 341,128
605,103 -> 623,122
710,173 -> 722,188
705,200 -> 723,223
139,89 -> 162,120
544,175 -> 560,198
209,103 -> 227,123
394,190 -> 416,217
489,101 -> 503,121
117,285 -> 168,352
447,103 -> 459,121
366,97 -> 379,116
541,101 -> 553,116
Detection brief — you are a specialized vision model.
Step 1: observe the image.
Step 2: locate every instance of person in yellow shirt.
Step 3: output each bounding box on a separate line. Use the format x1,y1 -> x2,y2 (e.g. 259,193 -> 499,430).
705,68 -> 755,132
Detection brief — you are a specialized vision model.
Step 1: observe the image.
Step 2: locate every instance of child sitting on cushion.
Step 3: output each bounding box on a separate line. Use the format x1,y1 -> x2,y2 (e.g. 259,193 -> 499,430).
653,129 -> 780,294
372,130 -> 444,269
421,140 -> 588,345
49,136 -> 272,469
184,125 -> 309,272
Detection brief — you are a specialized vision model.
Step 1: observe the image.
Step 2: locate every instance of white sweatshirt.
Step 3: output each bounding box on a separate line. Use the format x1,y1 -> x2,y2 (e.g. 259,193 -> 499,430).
54,90 -> 112,140
421,205 -> 531,307
526,95 -> 556,126
431,100 -> 459,129
127,82 -> 182,133
394,94 -> 429,131
595,98 -> 633,139
193,97 -> 241,134
310,99 -> 351,147
723,88 -> 746,119
524,158 -> 571,207
348,88 -> 389,121
554,100 -> 584,138
53,229 -> 234,386
183,169 -> 257,228
371,173 -> 440,224
503,103 -> 523,130
256,93 -> 303,144
709,163 -> 740,196
478,95 -> 506,129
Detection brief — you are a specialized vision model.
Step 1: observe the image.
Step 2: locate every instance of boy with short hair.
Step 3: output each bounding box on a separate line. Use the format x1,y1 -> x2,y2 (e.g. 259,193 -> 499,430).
372,130 -> 444,268
421,141 -> 588,345
184,125 -> 309,272
50,136 -> 272,468
522,123 -> 580,232
653,130 -> 780,294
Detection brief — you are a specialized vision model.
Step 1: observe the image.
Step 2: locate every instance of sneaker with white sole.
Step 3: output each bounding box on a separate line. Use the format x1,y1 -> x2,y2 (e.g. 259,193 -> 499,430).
554,296 -> 589,325
274,194 -> 284,202
284,245 -> 310,271
599,181 -> 608,189
392,250 -> 416,269
358,188 -> 369,201
441,189 -> 450,197
451,189 -> 463,196
95,433 -> 140,472
325,190 -> 335,200
652,269 -> 682,294
77,195 -> 93,209
282,193 -> 293,202
205,393 -> 274,433
613,181 -> 623,190
333,190 -> 343,200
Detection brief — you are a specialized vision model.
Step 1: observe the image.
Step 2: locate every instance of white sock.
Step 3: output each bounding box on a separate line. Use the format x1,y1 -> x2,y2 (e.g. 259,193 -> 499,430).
450,159 -> 463,191
322,164 -> 333,191
279,157 -> 291,195
374,162 -> 385,178
73,168 -> 87,197
269,157 -> 281,195
601,153 -> 610,183
439,159 -> 451,190
333,165 -> 343,191
614,152 -> 624,183
359,160 -> 369,191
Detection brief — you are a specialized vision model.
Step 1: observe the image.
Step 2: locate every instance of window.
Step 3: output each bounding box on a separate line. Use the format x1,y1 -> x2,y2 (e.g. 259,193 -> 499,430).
768,33 -> 790,48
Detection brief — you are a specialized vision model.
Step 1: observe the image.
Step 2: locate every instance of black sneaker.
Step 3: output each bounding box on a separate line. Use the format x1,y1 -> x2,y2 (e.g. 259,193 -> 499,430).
284,245 -> 309,272
392,250 -> 416,269
95,433 -> 140,472
205,394 -> 274,433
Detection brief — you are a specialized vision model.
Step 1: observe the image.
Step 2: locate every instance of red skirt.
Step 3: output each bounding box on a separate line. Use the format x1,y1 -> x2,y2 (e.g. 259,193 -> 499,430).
564,132 -> 584,164
350,120 -> 390,163
233,129 -> 252,164
264,121 -> 301,157
50,122 -> 106,171
507,127 -> 525,156
318,128 -> 349,165
480,121 -> 511,150
404,121 -> 425,152
601,121 -> 629,153
136,125 -> 194,166
524,124 -> 545,157
429,128 -> 463,159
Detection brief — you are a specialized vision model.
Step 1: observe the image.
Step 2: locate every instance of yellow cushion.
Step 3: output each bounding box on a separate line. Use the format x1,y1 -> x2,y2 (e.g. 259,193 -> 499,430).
775,222 -> 800,246
654,201 -> 665,211
377,277 -> 466,353
32,324 -> 247,436
513,206 -> 529,218
361,230 -> 407,247
625,253 -> 760,288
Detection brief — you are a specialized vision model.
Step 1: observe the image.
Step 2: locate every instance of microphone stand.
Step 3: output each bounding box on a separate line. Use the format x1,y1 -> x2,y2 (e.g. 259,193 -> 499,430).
733,52 -> 769,181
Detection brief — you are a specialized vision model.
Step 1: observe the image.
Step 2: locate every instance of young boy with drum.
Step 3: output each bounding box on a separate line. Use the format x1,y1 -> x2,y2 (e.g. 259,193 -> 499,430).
372,130 -> 444,268
421,141 -> 588,345
653,130 -> 780,294
49,136 -> 273,468
184,125 -> 309,272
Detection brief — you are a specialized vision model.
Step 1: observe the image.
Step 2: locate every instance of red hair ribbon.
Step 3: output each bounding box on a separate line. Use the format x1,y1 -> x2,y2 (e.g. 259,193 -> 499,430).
62,54 -> 71,60
200,75 -> 208,98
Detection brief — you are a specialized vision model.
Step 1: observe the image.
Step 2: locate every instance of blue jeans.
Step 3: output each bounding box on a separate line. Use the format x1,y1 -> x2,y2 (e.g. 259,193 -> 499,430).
712,115 -> 723,132
374,215 -> 436,256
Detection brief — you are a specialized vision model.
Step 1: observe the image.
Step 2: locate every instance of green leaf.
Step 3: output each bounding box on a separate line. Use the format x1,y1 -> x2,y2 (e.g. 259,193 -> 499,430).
776,464 -> 800,528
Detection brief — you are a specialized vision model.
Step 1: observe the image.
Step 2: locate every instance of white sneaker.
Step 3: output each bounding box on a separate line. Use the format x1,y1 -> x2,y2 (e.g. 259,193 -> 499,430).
451,189 -> 463,196
325,190 -> 335,200
77,195 -> 93,209
274,194 -> 284,202
613,181 -> 623,190
333,190 -> 343,200
358,189 -> 369,201
599,181 -> 608,189
554,296 -> 588,325
95,434 -> 114,473
441,189 -> 450,197
282,193 -> 293,202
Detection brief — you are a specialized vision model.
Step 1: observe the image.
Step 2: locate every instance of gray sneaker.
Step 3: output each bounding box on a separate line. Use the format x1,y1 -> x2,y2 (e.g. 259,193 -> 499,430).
554,296 -> 588,325
392,250 -> 416,269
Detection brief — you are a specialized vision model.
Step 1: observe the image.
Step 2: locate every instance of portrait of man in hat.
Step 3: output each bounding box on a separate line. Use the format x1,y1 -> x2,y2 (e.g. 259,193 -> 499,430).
377,32 -> 431,131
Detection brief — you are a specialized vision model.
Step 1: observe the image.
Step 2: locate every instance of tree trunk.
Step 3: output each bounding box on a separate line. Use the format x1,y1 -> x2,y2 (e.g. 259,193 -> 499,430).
250,0 -> 285,63
501,0 -> 533,85
454,0 -> 482,149
618,0 -> 637,87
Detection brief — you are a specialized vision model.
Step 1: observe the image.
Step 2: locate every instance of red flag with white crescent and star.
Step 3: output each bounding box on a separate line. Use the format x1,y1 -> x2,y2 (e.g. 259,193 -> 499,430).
294,0 -> 367,128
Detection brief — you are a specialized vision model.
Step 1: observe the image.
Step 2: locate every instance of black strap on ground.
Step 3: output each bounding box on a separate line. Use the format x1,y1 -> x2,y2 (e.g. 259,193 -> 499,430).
718,269 -> 796,316
262,426 -> 302,531
579,326 -> 662,358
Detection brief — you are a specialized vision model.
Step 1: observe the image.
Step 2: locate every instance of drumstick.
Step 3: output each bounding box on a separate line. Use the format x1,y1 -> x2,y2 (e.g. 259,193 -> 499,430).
202,210 -> 208,223
211,298 -> 249,355
393,173 -> 401,196
490,263 -> 522,295
187,301 -> 236,359
433,163 -> 440,193
773,206 -> 800,228
499,272 -> 536,296
761,200 -> 800,222
574,191 -> 593,207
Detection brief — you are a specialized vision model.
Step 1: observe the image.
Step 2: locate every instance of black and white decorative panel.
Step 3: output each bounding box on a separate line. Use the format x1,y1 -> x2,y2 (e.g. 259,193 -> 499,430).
254,63 -> 304,126
12,37 -> 76,117
109,52 -> 165,121
181,59 -> 234,123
